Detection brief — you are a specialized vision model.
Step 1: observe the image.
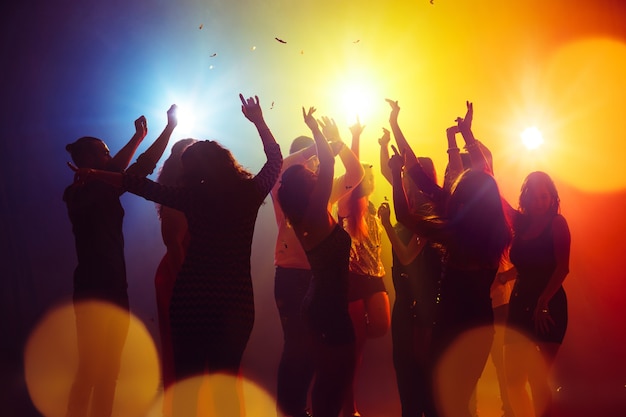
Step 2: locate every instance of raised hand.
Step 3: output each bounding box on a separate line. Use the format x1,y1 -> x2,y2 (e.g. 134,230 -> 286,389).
240,94 -> 264,124
378,127 -> 391,147
385,98 -> 400,121
388,145 -> 405,173
455,101 -> 473,133
349,115 -> 365,138
302,106 -> 319,131
166,104 -> 178,129
318,115 -> 341,142
134,115 -> 148,139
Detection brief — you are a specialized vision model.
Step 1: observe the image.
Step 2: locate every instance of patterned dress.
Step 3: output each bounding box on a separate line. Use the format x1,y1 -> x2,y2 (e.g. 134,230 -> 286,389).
123,143 -> 282,377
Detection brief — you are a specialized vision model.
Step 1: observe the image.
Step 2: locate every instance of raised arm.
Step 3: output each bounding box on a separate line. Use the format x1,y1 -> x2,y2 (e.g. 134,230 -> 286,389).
318,116 -> 364,204
348,115 -> 365,158
108,115 -> 148,172
240,94 -> 283,195
443,124 -> 464,191
126,105 -> 178,177
456,101 -> 491,175
386,98 -> 418,168
304,107 -> 335,221
378,128 -> 393,185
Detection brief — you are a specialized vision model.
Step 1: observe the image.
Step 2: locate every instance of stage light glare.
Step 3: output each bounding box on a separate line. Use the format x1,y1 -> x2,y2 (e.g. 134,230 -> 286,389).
520,126 -> 544,150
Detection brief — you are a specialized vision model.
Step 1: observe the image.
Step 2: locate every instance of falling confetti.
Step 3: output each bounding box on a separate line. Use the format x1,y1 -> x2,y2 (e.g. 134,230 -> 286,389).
430,0 -> 434,4
300,50 -> 304,54
275,37 -> 287,44
251,46 -> 256,51
210,53 -> 217,57
353,39 -> 360,43
199,24 -> 203,29
209,65 -> 214,70
270,101 -> 275,109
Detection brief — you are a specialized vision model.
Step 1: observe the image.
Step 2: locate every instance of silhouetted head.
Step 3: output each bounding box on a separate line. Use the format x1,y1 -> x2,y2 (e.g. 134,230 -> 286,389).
181,140 -> 251,186
277,164 -> 316,226
404,157 -> 437,215
65,137 -> 112,170
447,169 -> 511,266
289,136 -> 314,154
519,171 -> 560,218
290,135 -> 318,173
157,138 -> 198,186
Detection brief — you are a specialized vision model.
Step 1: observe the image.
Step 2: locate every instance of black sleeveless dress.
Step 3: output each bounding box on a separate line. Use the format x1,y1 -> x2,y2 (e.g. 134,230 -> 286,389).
303,224 -> 355,345
507,216 -> 568,344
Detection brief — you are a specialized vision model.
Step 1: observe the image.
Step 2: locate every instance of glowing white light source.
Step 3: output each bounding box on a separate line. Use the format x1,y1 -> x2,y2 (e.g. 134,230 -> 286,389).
337,78 -> 378,127
520,126 -> 544,150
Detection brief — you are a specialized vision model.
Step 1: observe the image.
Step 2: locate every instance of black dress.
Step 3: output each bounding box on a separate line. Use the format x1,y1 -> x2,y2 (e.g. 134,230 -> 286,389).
507,216 -> 568,344
303,224 -> 355,346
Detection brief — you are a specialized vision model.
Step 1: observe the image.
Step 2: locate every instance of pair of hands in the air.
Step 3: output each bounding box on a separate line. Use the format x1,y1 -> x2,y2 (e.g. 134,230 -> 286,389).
302,106 -> 365,142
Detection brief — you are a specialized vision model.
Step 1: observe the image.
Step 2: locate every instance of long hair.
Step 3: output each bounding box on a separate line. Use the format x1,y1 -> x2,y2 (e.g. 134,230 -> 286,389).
156,138 -> 198,217
181,140 -> 252,187
515,170 -> 560,233
277,164 -> 316,227
446,169 -> 512,267
518,171 -> 560,215
343,163 -> 374,240
157,139 -> 198,186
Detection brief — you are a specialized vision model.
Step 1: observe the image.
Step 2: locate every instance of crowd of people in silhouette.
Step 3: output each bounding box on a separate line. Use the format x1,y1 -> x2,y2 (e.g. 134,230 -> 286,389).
64,94 -> 571,417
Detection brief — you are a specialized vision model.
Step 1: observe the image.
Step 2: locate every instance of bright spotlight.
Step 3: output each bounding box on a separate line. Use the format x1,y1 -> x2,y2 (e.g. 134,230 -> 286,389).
520,126 -> 544,150
173,104 -> 197,136
338,80 -> 377,126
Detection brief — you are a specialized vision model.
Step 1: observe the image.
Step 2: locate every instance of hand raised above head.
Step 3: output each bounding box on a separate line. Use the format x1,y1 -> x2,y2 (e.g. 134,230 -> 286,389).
240,94 -> 264,124
166,104 -> 178,128
302,106 -> 319,131
349,115 -> 365,137
385,98 -> 400,120
135,115 -> 148,138
455,101 -> 473,133
318,115 -> 341,142
378,127 -> 391,146
388,145 -> 405,172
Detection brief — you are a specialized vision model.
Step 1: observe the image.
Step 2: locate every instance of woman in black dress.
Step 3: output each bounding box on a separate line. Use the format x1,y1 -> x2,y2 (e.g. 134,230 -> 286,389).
278,106 -> 356,417
503,171 -> 571,417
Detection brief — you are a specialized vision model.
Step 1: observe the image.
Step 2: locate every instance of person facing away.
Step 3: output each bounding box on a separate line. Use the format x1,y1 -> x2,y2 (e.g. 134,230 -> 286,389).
153,137 -> 198,416
70,94 -> 282,417
277,106 -> 357,417
63,105 -> 178,417
270,117 -> 363,417
379,99 -> 445,417
388,101 -> 512,417
503,171 -> 571,417
336,118 -> 390,417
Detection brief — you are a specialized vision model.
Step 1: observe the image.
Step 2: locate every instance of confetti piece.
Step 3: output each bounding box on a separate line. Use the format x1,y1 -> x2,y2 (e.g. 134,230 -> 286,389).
251,46 -> 256,51
209,65 -> 214,70
275,37 -> 287,44
353,39 -> 360,43
210,53 -> 217,57
270,101 -> 275,109
199,24 -> 203,29
430,0 -> 434,4
300,50 -> 304,54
